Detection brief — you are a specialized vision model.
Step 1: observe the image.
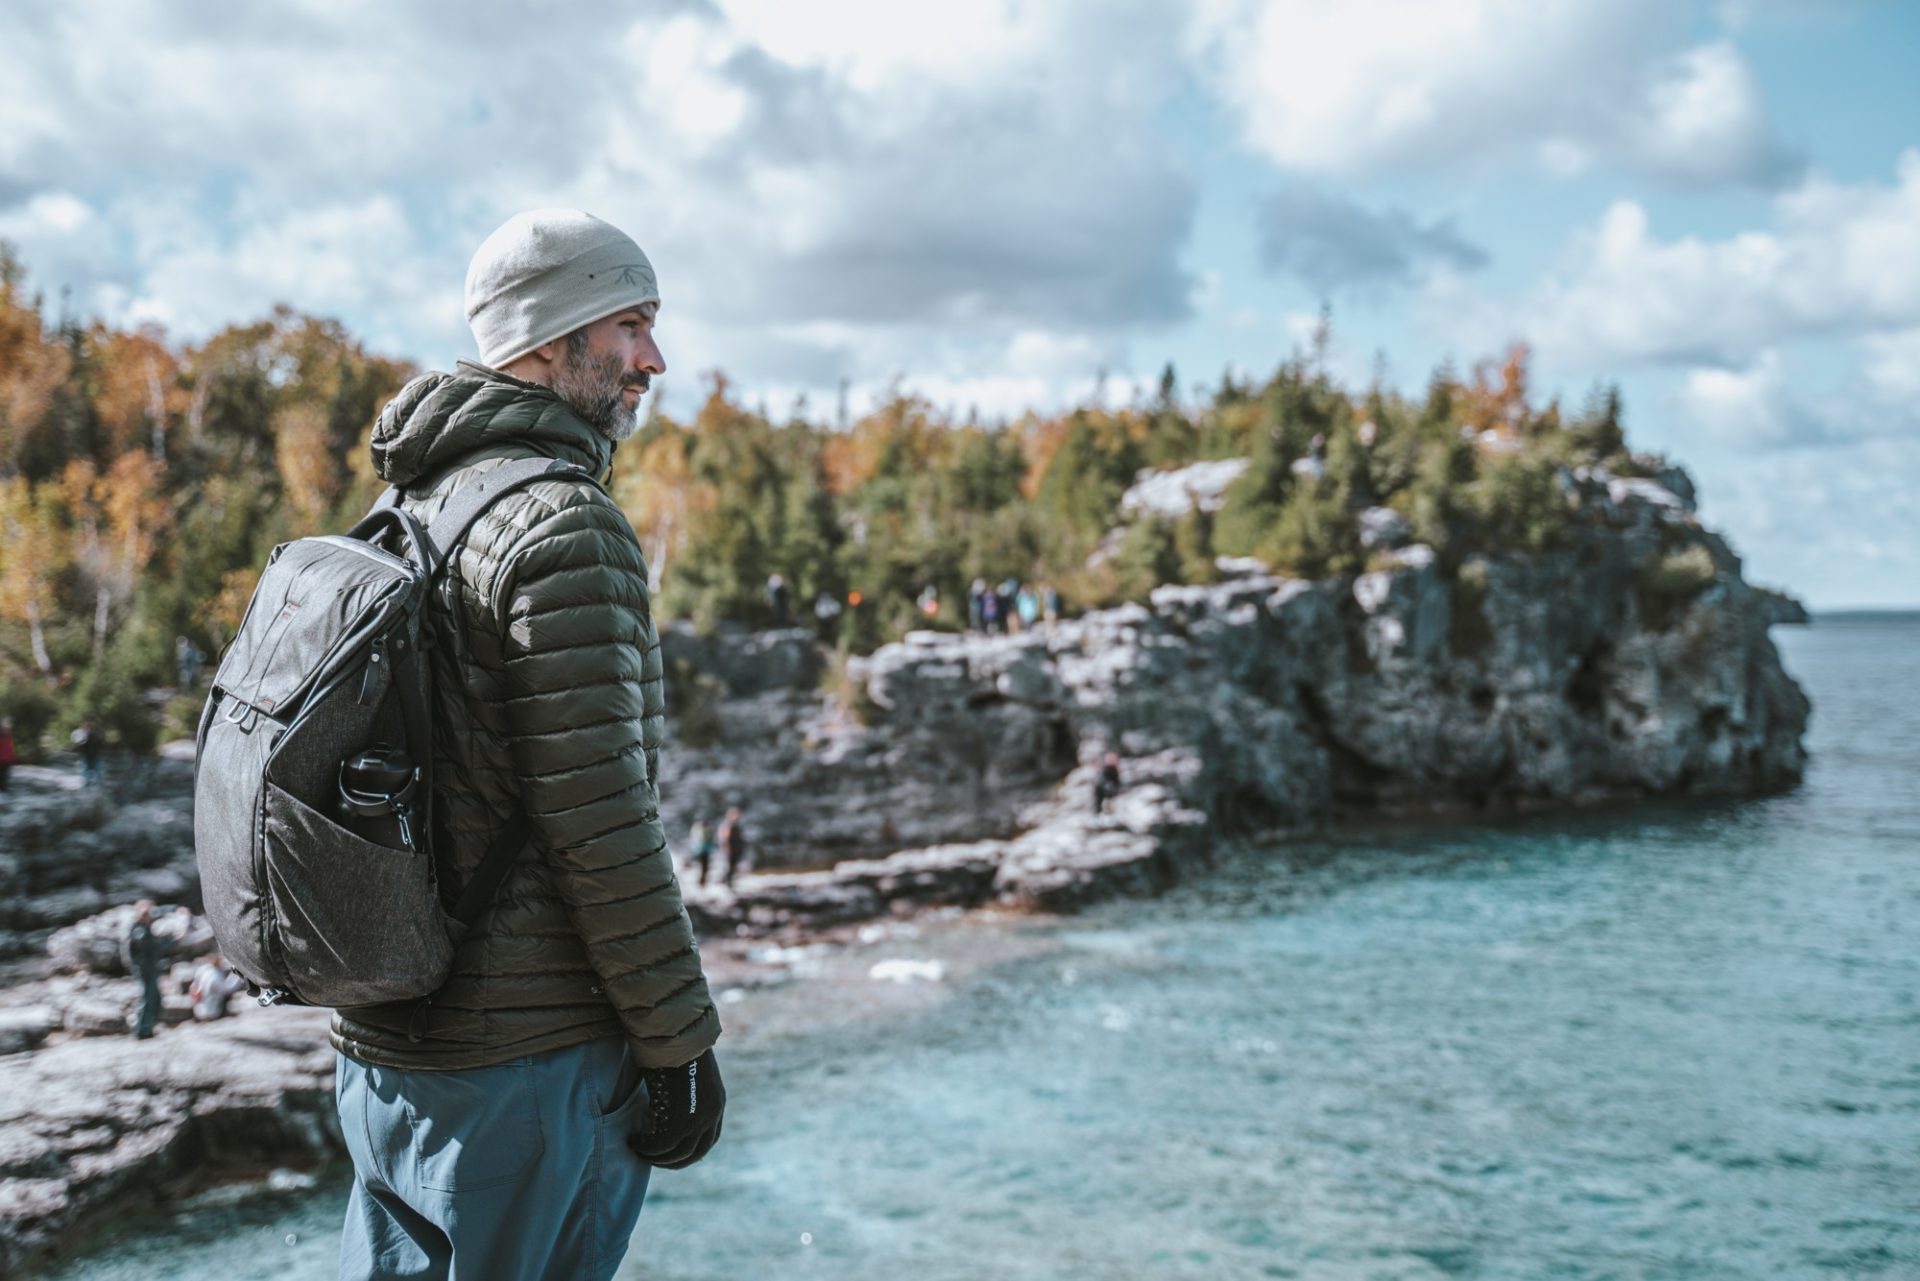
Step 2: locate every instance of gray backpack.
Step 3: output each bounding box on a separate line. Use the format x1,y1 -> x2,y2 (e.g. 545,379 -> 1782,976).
193,458 -> 580,1008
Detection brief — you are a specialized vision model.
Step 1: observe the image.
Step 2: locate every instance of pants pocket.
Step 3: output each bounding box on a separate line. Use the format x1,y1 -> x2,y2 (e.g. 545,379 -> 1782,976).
402,1060 -> 547,1193
595,1043 -> 651,1130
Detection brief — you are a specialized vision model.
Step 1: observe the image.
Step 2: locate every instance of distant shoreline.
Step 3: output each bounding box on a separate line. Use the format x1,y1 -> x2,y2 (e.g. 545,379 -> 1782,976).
1805,608 -> 1920,622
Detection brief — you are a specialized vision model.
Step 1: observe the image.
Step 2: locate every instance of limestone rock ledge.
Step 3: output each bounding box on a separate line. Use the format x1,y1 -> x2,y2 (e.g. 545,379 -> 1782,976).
0,1007 -> 337,1276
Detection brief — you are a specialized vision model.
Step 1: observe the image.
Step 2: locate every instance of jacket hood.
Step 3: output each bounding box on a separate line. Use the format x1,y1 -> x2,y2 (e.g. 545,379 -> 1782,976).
369,360 -> 615,488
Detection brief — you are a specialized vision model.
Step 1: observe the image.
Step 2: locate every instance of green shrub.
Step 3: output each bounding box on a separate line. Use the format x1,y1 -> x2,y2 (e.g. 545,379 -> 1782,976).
663,657 -> 727,749
1636,545 -> 1718,630
1449,559 -> 1495,658
0,677 -> 60,760
1109,516 -> 1182,601
1256,489 -> 1361,580
57,656 -> 158,754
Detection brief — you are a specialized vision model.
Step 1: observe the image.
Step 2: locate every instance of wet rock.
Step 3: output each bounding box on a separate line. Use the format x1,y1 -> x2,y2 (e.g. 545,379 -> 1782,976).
0,1007 -> 55,1057
0,1007 -> 337,1277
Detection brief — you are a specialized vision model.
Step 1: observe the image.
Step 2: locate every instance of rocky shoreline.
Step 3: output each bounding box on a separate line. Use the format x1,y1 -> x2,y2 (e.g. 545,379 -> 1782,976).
0,468 -> 1811,1273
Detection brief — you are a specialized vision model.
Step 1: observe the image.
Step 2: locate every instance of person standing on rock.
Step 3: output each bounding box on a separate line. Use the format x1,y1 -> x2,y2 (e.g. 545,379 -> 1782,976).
766,572 -> 791,627
121,900 -> 167,1040
813,589 -> 843,644
71,720 -> 103,788
1093,752 -> 1122,816
0,717 -> 16,791
689,816 -> 717,887
718,805 -> 750,889
329,209 -> 724,1281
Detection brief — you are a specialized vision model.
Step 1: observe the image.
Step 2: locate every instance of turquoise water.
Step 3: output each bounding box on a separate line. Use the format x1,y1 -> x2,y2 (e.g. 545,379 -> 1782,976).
43,619 -> 1920,1279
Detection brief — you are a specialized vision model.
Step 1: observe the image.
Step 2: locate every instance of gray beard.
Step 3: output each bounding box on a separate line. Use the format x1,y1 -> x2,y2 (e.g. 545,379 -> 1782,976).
553,346 -> 640,442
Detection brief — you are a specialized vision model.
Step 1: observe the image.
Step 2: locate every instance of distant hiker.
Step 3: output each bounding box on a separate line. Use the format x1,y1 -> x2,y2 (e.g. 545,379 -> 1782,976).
174,634 -> 205,690
689,816 -> 717,887
0,718 -> 15,791
916,583 -> 940,620
1093,752 -> 1122,816
121,900 -> 167,1039
814,589 -> 843,643
71,721 -> 103,788
997,577 -> 1020,632
767,572 -> 791,627
1042,583 -> 1062,629
322,208 -> 722,1279
981,585 -> 1003,634
717,805 -> 750,889
1016,585 -> 1040,632
189,954 -> 247,1022
968,578 -> 987,632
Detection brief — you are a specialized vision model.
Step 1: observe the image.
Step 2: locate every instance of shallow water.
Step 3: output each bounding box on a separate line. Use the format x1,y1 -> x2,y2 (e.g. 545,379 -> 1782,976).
43,618 -> 1920,1279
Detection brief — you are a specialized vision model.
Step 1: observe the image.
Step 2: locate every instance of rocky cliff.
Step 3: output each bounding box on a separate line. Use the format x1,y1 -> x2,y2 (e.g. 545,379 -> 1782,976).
658,463 -> 1807,929
0,465 -> 1808,954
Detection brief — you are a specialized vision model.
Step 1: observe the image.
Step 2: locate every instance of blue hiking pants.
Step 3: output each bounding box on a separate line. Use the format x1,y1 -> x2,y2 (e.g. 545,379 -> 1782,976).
335,1037 -> 652,1280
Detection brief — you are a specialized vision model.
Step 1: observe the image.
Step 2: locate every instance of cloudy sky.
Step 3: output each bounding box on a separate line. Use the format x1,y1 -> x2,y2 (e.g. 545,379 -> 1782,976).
2,0 -> 1915,608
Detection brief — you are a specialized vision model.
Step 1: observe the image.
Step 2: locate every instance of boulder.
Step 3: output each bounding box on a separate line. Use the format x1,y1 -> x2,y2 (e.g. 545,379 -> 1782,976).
0,1007 -> 338,1276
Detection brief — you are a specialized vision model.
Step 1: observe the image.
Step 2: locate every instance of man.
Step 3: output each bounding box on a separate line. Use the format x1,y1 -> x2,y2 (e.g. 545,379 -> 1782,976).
331,209 -> 724,1281
1093,751 -> 1122,816
71,720 -> 103,787
717,805 -> 750,889
121,899 -> 166,1040
175,634 -> 205,690
688,816 -> 716,887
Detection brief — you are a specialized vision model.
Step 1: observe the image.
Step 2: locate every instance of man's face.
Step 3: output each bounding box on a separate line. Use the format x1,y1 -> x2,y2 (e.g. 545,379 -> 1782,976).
552,301 -> 665,443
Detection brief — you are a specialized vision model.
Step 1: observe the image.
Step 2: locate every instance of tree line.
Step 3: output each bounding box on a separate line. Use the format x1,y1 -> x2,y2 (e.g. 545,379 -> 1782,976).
0,246 -> 1644,758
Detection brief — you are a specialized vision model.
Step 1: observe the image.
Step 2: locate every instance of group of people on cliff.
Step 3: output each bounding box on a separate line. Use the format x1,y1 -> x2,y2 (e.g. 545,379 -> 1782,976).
686,806 -> 751,889
967,578 -> 1062,635
757,571 -> 1066,642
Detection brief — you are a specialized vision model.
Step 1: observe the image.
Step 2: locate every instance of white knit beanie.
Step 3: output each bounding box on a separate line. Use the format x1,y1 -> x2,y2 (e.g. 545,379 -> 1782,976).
464,209 -> 659,368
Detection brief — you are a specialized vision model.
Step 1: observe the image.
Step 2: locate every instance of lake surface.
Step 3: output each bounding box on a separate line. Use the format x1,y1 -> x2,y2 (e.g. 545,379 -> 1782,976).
44,617 -> 1920,1279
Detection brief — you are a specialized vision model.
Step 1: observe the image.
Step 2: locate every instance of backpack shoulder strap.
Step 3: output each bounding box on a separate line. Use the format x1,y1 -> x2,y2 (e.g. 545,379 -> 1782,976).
419,457 -> 587,578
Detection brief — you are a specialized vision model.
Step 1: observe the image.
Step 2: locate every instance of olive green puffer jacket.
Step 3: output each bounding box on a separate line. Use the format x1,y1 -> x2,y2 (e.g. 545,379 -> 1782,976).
329,360 -> 719,1072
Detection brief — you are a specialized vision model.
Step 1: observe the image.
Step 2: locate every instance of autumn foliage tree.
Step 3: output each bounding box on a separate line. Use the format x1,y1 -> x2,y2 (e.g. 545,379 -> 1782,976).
0,234 -> 1653,758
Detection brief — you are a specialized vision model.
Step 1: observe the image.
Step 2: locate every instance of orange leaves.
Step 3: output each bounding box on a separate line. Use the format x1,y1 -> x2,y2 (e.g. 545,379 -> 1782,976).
274,402 -> 341,528
90,325 -> 184,459
0,285 -> 70,473
1461,342 -> 1535,437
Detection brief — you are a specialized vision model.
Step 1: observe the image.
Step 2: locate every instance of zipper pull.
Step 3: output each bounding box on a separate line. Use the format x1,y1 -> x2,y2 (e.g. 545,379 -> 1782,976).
393,800 -> 417,853
359,637 -> 387,706
407,997 -> 432,1043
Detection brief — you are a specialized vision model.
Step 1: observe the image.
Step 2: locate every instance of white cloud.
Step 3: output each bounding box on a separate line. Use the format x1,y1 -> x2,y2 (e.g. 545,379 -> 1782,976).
1449,149 -> 1920,370
1702,432 -> 1920,607
0,0 -> 1197,398
1862,327 -> 1920,403
1189,0 -> 1795,186
1256,186 -> 1485,294
1679,351 -> 1822,446
1634,43 -> 1787,187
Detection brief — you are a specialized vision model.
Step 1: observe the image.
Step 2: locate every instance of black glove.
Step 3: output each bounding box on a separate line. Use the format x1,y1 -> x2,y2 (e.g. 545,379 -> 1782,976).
629,1047 -> 726,1169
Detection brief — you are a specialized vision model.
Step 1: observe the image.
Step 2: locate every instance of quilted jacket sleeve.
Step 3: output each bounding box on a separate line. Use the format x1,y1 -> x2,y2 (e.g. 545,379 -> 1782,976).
494,483 -> 720,1069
